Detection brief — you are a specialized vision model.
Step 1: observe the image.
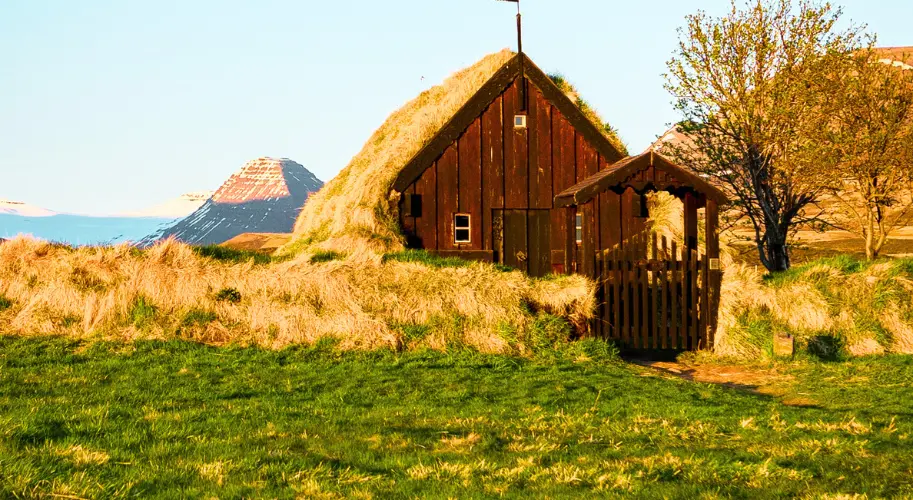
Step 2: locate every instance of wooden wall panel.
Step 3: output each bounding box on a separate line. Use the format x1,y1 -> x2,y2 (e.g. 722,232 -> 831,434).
527,84 -> 539,210
560,117 -> 578,271
581,199 -> 596,277
414,163 -> 437,250
621,187 -> 635,245
575,135 -> 587,183
458,118 -> 483,249
584,142 -> 598,178
482,96 -> 504,251
577,141 -> 599,275
528,210 -> 551,277
504,81 -> 529,209
530,88 -> 553,209
437,144 -> 459,251
599,191 -> 621,253
550,111 -> 571,270
621,187 -> 647,250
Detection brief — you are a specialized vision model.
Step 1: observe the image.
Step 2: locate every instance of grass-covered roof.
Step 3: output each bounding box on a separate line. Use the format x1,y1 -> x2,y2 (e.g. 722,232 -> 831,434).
286,50 -> 627,255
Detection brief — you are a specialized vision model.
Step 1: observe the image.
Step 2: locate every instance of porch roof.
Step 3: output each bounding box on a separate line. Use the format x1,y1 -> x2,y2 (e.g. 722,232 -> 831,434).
553,151 -> 729,208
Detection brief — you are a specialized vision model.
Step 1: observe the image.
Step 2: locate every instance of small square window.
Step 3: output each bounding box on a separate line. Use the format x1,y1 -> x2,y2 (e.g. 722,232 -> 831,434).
575,213 -> 583,244
514,114 -> 527,129
454,214 -> 471,243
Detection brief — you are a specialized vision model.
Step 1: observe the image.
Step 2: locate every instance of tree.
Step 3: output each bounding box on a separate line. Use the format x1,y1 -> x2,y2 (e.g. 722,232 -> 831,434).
813,48 -> 913,260
664,0 -> 867,271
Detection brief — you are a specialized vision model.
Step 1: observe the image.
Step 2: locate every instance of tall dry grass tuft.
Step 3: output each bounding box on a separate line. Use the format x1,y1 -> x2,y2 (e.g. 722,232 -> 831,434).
0,236 -> 593,353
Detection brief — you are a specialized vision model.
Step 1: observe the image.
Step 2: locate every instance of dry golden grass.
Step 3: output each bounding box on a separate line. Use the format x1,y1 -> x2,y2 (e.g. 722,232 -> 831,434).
0,236 -> 594,353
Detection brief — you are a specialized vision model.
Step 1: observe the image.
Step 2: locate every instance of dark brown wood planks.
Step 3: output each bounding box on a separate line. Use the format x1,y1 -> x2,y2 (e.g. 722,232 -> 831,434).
437,144 -> 459,251
528,210 -> 551,277
414,164 -> 437,250
458,118 -> 482,249
531,89 -> 552,210
482,95 -> 505,253
503,82 -> 528,209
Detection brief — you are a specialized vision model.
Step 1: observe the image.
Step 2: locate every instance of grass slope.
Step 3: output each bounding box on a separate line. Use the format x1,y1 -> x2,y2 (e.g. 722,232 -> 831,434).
1,337 -> 911,498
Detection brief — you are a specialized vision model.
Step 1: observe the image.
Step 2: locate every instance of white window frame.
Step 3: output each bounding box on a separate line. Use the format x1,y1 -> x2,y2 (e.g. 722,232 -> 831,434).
514,114 -> 527,129
454,213 -> 471,244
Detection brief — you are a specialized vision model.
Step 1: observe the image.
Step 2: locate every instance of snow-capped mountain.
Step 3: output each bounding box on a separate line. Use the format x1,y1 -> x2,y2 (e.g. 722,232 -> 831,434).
0,199 -> 56,217
138,158 -> 323,247
119,191 -> 214,218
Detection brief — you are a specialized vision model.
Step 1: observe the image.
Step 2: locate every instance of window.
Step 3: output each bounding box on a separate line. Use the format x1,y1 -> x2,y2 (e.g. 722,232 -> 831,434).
575,213 -> 583,244
454,214 -> 471,243
405,194 -> 422,217
514,114 -> 527,129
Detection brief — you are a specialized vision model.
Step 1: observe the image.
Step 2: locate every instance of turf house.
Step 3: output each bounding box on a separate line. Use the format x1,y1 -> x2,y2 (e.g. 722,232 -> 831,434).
291,50 -> 727,350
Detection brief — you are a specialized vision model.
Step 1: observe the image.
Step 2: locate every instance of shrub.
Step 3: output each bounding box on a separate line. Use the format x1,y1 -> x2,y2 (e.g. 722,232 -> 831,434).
0,295 -> 12,311
527,313 -> 573,352
182,308 -> 217,327
131,296 -> 157,328
193,245 -> 272,265
309,250 -> 344,264
215,288 -> 242,304
389,321 -> 431,346
807,335 -> 846,362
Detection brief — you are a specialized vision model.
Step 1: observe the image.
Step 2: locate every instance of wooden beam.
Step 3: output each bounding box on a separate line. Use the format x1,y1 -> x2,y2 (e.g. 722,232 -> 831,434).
706,199 -> 721,349
683,192 -> 699,253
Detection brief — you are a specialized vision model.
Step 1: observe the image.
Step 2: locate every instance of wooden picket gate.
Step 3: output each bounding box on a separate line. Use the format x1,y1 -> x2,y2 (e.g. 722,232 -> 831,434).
595,232 -> 718,350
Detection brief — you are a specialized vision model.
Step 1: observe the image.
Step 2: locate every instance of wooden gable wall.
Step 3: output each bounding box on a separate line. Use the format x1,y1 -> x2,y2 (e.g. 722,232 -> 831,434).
398,77 -> 635,277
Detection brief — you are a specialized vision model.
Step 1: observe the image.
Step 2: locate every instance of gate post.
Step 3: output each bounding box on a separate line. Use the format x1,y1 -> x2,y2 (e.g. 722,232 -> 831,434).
705,200 -> 721,348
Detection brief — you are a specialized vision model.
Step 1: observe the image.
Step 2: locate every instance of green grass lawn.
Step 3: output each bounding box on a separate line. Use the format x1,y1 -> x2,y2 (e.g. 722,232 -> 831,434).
1,337 -> 911,498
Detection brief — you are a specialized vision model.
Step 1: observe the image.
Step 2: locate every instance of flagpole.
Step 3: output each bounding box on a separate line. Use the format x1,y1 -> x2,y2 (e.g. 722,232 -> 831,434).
497,0 -> 526,111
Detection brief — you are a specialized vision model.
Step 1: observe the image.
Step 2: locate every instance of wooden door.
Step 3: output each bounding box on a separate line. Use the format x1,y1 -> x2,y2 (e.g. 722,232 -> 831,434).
527,210 -> 551,277
501,210 -> 528,273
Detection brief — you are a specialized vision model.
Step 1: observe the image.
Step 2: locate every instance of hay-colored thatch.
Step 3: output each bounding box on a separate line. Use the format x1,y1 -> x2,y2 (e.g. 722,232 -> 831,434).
285,50 -> 626,255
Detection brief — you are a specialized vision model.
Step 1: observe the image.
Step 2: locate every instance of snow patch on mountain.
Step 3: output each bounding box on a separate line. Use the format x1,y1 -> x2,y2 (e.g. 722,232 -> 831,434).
0,199 -> 56,217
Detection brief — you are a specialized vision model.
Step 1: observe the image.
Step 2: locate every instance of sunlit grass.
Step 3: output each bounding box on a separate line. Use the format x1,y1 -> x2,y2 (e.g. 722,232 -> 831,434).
1,337 -> 911,498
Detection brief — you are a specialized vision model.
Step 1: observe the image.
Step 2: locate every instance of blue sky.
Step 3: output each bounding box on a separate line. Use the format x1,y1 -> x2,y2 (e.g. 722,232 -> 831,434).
1,0 -> 911,215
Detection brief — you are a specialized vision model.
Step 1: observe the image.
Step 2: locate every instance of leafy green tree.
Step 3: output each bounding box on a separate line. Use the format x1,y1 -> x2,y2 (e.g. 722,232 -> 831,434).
664,0 -> 867,271
813,48 -> 913,260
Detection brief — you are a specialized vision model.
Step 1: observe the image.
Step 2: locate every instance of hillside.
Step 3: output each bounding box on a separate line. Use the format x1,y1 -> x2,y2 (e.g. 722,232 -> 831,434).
140,158 -> 322,247
0,199 -> 55,217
